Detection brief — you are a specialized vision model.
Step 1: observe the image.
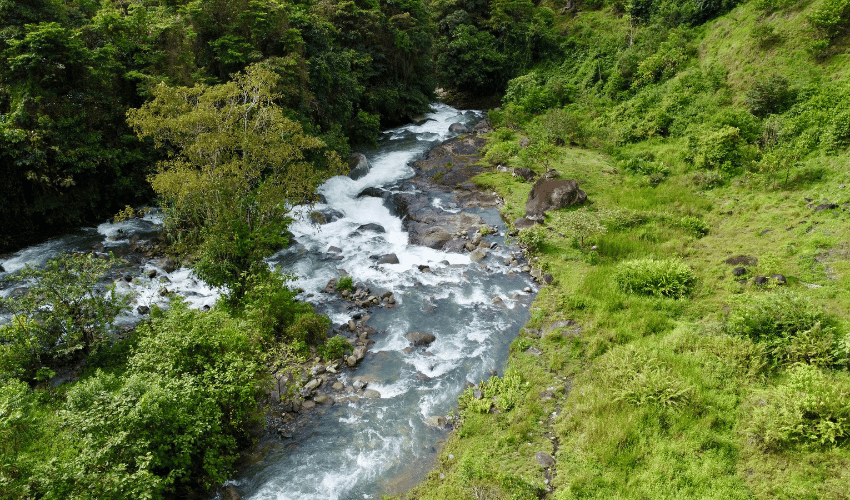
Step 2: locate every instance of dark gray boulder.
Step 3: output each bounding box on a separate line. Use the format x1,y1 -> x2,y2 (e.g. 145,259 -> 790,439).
525,178 -> 587,219
358,223 -> 386,233
348,153 -> 371,180
357,187 -> 384,198
514,217 -> 537,230
449,123 -> 469,133
513,167 -> 537,182
406,331 -> 436,346
377,254 -> 400,265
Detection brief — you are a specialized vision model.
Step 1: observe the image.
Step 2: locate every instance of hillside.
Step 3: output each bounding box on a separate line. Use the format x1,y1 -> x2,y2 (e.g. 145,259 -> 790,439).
408,0 -> 850,498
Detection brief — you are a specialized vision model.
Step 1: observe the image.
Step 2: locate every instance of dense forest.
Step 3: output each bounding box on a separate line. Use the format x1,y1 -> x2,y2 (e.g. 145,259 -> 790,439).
2,0 -> 850,498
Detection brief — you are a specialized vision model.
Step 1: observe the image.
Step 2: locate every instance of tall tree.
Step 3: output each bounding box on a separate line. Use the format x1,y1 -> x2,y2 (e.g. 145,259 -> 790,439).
127,62 -> 344,300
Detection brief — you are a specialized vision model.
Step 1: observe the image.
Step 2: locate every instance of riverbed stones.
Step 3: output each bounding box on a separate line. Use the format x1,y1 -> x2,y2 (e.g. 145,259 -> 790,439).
137,305 -> 150,315
377,253 -> 400,264
448,123 -> 469,133
332,381 -> 345,391
313,394 -> 334,406
363,389 -> 381,399
301,400 -> 316,410
426,416 -> 449,428
513,167 -> 536,182
349,153 -> 371,180
536,451 -> 555,467
525,178 -> 587,220
358,223 -> 385,233
469,248 -> 488,262
406,331 -> 436,346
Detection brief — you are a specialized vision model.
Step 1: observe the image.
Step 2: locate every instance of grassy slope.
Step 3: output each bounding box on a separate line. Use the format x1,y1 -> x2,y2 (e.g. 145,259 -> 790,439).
406,2 -> 850,499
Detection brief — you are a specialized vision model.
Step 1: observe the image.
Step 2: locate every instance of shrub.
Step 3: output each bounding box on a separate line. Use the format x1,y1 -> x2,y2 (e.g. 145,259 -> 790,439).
529,107 -> 589,146
750,23 -> 783,48
613,258 -> 696,298
515,225 -> 546,252
483,141 -> 519,165
676,215 -> 709,237
725,290 -> 842,366
240,271 -> 314,342
745,74 -> 795,117
335,275 -> 354,292
741,363 -> 850,450
597,345 -> 692,408
617,156 -> 671,184
284,313 -> 330,345
459,371 -> 525,415
0,253 -> 129,380
317,335 -> 352,360
550,208 -> 608,248
686,125 -> 756,174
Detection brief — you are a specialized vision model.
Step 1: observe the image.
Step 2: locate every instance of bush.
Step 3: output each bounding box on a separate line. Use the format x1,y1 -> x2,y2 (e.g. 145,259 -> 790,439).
745,74 -> 795,117
317,335 -> 352,360
617,156 -> 671,184
686,125 -> 756,174
458,371 -> 524,415
725,290 -> 842,366
240,271 -> 314,342
530,107 -> 590,146
750,23 -> 783,48
515,225 -> 546,252
597,345 -> 692,408
32,300 -> 266,498
335,275 -> 354,292
0,253 -> 129,380
613,257 -> 696,298
284,313 -> 330,345
676,215 -> 709,237
741,363 -> 850,450
483,141 -> 519,165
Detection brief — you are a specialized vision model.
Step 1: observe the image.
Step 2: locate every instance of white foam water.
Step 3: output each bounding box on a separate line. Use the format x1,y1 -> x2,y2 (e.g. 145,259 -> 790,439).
235,104 -> 536,500
0,103 -> 537,499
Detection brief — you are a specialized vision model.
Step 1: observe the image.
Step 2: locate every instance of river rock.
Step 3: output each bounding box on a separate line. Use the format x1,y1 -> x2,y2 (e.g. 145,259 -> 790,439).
724,255 -> 758,266
536,451 -> 555,467
426,416 -> 449,428
304,378 -> 322,393
353,378 -> 368,391
408,212 -> 486,250
469,248 -> 488,262
137,305 -> 150,315
449,123 -> 469,133
163,259 -> 177,273
222,485 -> 242,500
513,167 -> 536,182
358,223 -> 385,233
147,269 -> 157,279
514,217 -> 537,230
328,246 -> 342,254
377,253 -> 400,264
311,208 -> 345,224
349,153 -> 371,180
301,400 -> 316,410
314,394 -> 334,406
363,389 -> 381,399
525,178 -> 587,219
357,187 -> 384,198
406,331 -> 436,346
333,381 -> 345,391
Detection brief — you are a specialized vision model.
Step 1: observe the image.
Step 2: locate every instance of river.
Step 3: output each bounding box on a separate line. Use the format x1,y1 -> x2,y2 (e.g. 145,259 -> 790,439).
0,103 -> 536,499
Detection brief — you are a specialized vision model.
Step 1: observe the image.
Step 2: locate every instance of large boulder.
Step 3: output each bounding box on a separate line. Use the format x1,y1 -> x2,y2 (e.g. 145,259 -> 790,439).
525,178 -> 586,219
449,123 -> 469,133
377,253 -> 400,265
348,153 -> 371,181
406,331 -> 436,346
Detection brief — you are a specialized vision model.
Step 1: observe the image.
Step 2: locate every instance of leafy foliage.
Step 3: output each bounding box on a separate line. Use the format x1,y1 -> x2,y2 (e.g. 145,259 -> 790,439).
725,290 -> 844,367
0,253 -> 129,381
741,363 -> 850,450
127,63 -> 344,299
317,335 -> 352,360
613,257 -> 696,298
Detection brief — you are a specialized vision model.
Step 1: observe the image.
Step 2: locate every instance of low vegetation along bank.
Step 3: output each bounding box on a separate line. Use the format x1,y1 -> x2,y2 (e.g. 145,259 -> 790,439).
408,1 -> 850,499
